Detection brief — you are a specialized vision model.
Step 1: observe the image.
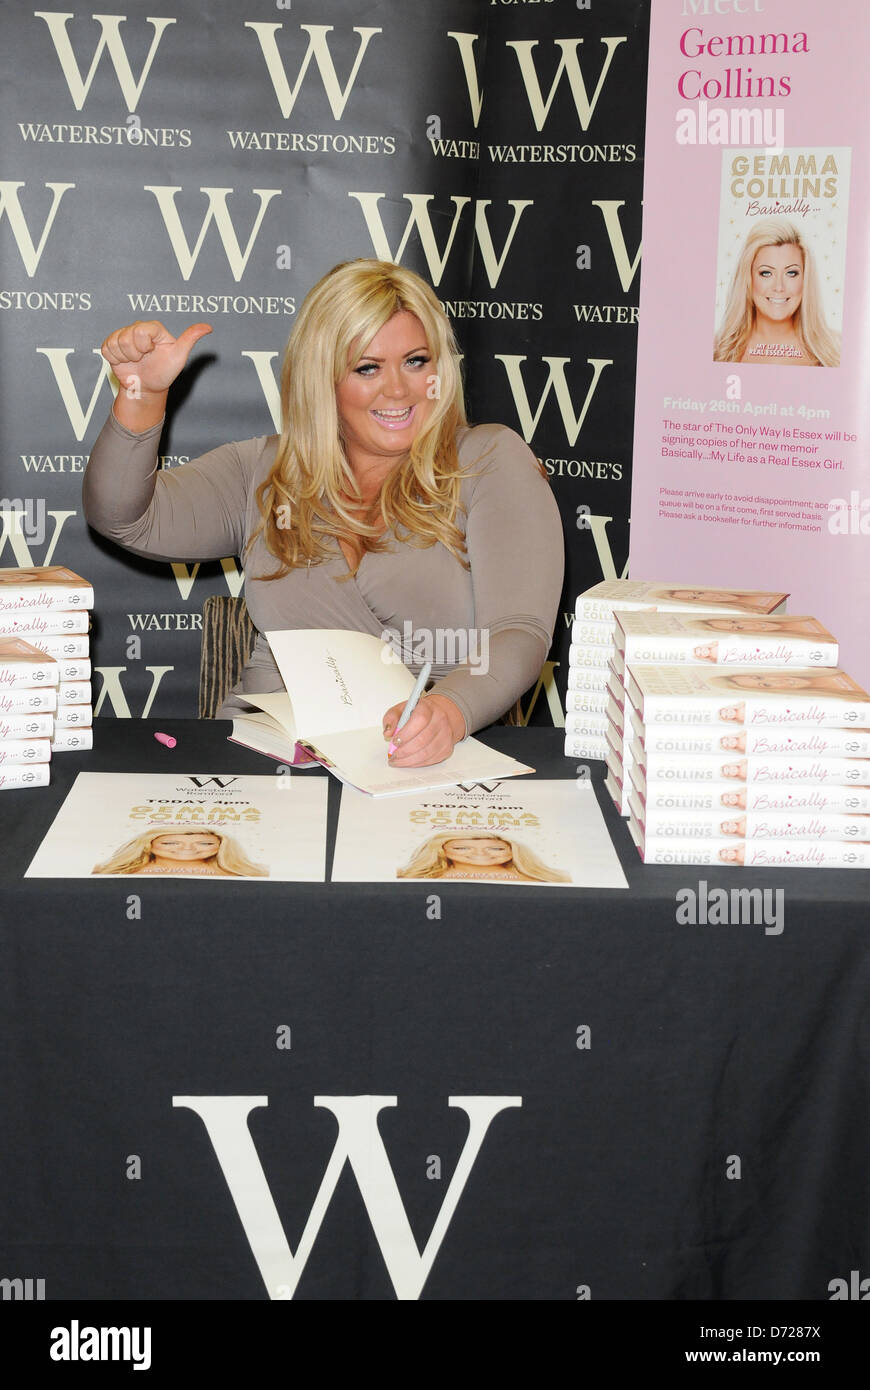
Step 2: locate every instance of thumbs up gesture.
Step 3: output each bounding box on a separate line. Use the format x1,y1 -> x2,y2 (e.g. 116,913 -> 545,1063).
102,319 -> 213,430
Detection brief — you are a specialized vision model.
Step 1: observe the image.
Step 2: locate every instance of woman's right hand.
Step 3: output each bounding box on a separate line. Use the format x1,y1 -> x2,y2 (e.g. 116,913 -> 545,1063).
102,320 -> 213,430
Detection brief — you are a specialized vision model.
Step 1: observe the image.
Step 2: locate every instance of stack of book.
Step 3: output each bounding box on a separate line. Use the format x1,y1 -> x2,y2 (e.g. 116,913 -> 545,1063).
0,635 -> 58,789
566,580 -> 788,766
0,565 -> 94,767
622,660 -> 870,868
606,611 -> 836,815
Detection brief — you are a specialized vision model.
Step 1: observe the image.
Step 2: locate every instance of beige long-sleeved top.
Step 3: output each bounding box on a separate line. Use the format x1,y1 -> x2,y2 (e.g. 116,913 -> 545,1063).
83,411 -> 565,729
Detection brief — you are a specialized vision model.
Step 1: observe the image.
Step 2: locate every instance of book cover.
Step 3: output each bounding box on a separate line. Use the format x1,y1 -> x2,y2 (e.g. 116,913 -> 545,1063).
567,643 -> 611,669
332,779 -> 627,889
0,636 -> 59,689
575,581 -> 789,620
566,666 -> 611,693
25,772 -> 329,881
627,666 -> 870,728
714,147 -> 849,367
617,612 -> 837,666
0,565 -> 94,613
564,711 -> 608,738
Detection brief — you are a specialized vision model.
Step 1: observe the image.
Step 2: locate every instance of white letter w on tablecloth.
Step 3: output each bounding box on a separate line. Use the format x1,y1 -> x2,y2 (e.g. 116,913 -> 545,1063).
172,1094 -> 522,1300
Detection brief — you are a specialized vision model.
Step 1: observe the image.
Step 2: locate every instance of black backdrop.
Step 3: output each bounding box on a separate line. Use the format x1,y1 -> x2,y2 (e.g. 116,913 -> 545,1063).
0,0 -> 647,721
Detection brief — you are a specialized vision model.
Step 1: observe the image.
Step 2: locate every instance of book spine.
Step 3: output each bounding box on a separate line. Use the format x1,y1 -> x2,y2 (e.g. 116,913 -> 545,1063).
570,618 -> 614,646
565,688 -> 609,715
639,749 -> 870,787
0,687 -> 57,715
56,681 -> 92,706
0,611 -> 90,639
0,585 -> 93,613
637,804 -> 870,842
638,690 -> 870,729
566,666 -> 610,692
0,738 -> 52,765
622,635 -> 838,666
0,712 -> 54,739
638,723 -> 870,758
568,643 -> 611,668
563,735 -> 608,760
50,726 -> 93,751
565,711 -> 609,737
638,835 -> 870,868
0,764 -> 50,790
28,634 -> 89,659
53,658 -> 91,683
53,705 -> 92,729
0,659 -> 59,690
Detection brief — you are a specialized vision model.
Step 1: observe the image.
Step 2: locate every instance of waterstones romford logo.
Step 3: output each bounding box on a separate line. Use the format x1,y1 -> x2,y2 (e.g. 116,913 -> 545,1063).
173,1094 -> 522,1300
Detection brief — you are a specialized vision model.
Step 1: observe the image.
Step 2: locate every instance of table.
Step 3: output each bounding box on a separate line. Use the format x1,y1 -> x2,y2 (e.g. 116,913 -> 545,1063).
2,721 -> 869,1302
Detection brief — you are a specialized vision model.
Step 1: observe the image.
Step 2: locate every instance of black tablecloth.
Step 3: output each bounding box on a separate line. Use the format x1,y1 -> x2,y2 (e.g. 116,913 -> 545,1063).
2,721 -> 869,1301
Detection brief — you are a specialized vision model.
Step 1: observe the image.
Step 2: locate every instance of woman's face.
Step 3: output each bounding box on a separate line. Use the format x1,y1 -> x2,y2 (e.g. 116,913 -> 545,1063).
149,832 -> 222,862
335,311 -> 433,468
443,837 -> 513,867
750,243 -> 804,325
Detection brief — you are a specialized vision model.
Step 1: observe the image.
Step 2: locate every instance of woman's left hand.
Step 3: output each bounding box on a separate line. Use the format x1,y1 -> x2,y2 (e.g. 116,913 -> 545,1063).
382,692 -> 467,766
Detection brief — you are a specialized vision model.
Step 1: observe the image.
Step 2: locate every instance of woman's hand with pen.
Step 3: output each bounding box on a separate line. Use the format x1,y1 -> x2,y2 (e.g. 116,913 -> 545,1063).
382,691 -> 467,766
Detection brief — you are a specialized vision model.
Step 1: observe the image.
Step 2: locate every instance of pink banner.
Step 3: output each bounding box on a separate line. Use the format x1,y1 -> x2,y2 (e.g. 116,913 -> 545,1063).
630,0 -> 870,684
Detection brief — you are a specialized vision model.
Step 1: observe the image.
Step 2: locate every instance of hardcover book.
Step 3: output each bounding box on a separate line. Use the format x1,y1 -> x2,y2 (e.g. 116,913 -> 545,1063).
0,565 -> 94,613
575,580 -> 788,621
231,629 -> 534,797
627,666 -> 870,729
616,611 -> 837,667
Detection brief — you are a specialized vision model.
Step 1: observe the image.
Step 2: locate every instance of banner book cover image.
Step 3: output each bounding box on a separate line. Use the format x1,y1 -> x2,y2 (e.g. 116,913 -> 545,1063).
332,779 -> 628,889
713,146 -> 850,367
25,772 -> 329,882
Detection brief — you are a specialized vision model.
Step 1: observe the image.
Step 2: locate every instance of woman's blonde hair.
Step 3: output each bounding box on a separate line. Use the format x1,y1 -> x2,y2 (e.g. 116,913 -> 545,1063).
92,827 -> 268,876
252,259 -> 469,577
713,219 -> 840,366
395,831 -> 571,882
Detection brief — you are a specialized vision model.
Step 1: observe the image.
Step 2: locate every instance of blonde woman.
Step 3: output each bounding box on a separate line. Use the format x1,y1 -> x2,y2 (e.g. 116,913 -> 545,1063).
92,827 -> 268,877
83,260 -> 563,767
714,219 -> 840,366
396,830 -> 571,883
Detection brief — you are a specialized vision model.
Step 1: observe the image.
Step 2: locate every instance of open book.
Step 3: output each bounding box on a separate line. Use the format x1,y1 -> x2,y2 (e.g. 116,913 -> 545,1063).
229,629 -> 534,796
